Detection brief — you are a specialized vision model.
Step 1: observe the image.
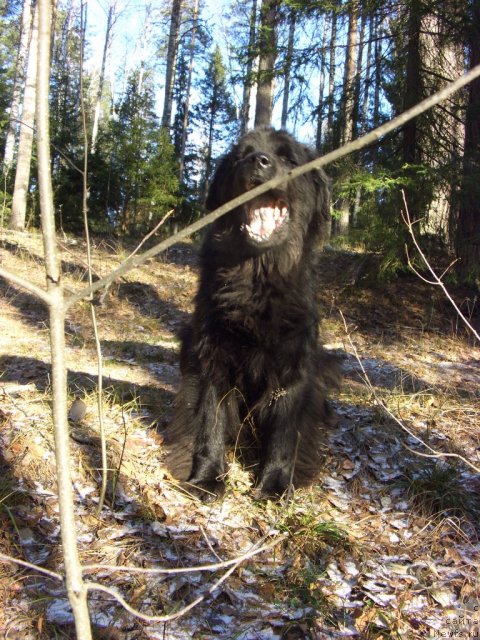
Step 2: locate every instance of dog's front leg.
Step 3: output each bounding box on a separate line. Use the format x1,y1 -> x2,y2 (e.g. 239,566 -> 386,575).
187,380 -> 228,502
254,382 -> 306,499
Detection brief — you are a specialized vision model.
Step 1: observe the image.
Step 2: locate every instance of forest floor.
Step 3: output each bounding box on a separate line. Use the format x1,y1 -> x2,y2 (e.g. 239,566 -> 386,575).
0,229 -> 479,640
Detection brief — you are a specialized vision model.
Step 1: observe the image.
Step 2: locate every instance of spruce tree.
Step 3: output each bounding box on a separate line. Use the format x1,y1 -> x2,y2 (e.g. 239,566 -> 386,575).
193,45 -> 238,200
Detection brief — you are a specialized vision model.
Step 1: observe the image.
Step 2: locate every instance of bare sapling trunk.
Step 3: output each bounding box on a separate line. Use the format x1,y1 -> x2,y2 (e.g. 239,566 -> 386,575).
36,0 -> 92,636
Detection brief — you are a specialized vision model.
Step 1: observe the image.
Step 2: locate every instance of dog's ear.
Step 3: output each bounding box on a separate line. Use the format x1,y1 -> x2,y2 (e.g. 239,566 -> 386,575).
205,154 -> 236,211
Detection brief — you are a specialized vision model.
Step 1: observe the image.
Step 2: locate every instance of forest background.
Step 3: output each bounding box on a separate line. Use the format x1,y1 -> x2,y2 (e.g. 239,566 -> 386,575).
1,0 -> 479,283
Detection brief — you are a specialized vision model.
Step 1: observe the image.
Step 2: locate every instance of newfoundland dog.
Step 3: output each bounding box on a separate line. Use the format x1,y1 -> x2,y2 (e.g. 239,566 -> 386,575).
167,127 -> 339,501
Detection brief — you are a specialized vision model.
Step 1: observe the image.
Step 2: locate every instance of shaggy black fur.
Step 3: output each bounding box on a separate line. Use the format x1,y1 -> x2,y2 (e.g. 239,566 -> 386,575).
167,127 -> 340,501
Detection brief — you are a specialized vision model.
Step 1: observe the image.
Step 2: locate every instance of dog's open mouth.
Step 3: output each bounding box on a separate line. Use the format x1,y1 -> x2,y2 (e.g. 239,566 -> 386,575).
242,199 -> 289,243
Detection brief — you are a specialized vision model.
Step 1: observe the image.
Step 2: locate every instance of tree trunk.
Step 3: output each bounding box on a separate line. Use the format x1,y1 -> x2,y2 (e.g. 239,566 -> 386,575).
455,0 -> 480,281
360,13 -> 373,135
315,13 -> 329,152
337,0 -> 359,236
280,7 -> 295,129
418,9 -> 465,242
178,0 -> 199,184
240,0 -> 258,134
327,9 -> 337,145
9,2 -> 39,231
161,0 -> 183,133
373,10 -> 383,128
403,0 -> 422,168
351,4 -> 365,139
254,0 -> 280,128
3,0 -> 34,176
91,2 -> 115,153
341,0 -> 359,146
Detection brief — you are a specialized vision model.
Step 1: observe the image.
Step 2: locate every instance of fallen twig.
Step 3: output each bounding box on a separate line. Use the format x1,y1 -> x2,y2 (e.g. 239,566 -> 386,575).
84,535 -> 285,623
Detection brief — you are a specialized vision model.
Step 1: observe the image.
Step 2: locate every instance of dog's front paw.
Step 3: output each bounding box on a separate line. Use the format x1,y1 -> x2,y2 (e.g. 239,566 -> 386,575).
187,476 -> 225,502
254,468 -> 292,500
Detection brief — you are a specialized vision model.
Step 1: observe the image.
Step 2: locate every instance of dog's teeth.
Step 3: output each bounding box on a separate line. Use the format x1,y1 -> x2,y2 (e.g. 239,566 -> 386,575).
245,203 -> 288,241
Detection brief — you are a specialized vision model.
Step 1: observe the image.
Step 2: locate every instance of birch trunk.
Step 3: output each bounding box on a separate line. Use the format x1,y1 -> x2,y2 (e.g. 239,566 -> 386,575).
337,0 -> 359,236
315,13 -> 329,151
341,0 -> 359,145
178,0 -> 199,184
3,0 -> 34,175
9,2 -> 39,231
327,10 -> 337,143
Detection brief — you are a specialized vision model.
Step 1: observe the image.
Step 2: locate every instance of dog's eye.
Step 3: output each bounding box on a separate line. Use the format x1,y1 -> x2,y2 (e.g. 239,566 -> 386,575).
279,154 -> 297,167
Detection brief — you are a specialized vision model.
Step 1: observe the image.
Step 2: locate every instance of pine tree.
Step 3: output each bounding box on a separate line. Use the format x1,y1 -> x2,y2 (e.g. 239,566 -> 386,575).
88,69 -> 179,234
193,45 -> 238,200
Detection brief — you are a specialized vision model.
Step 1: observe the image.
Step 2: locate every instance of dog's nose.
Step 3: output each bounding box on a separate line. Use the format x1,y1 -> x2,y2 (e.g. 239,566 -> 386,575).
246,152 -> 272,168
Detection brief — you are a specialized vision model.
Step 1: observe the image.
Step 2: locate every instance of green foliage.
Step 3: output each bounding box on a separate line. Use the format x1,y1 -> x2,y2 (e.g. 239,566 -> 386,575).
193,45 -> 239,196
332,163 -> 447,279
277,507 -> 351,559
88,69 -> 180,235
400,464 -> 475,519
0,189 -> 12,227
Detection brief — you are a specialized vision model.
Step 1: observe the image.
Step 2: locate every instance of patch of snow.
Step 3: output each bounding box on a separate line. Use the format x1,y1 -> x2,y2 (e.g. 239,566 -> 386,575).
46,598 -> 73,625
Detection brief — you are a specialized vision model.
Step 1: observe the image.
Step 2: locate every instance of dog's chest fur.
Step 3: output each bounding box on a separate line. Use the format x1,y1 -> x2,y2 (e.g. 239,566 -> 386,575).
194,255 -> 317,393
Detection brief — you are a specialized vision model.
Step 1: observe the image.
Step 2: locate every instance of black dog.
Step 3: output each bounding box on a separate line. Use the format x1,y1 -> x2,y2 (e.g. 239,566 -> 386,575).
167,127 -> 340,500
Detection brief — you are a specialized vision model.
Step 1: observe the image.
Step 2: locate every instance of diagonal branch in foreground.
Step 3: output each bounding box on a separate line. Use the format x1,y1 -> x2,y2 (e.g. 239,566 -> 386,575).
64,62 -> 480,310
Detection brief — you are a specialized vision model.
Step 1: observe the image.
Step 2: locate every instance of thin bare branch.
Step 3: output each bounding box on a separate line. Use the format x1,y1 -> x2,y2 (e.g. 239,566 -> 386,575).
78,0 -> 108,514
0,265 -> 52,305
401,192 -> 480,342
83,535 -> 285,575
124,209 -> 174,261
85,536 -> 284,623
64,63 -> 480,310
339,310 -> 480,474
0,552 -> 63,581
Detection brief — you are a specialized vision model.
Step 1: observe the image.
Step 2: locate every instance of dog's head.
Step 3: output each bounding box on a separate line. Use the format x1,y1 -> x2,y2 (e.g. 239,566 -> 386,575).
206,127 -> 330,250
